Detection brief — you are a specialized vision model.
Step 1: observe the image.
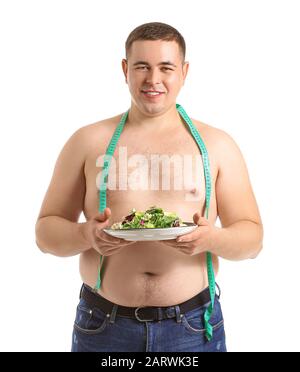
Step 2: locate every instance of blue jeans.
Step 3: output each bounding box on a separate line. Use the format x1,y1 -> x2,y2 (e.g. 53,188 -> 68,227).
71,285 -> 227,352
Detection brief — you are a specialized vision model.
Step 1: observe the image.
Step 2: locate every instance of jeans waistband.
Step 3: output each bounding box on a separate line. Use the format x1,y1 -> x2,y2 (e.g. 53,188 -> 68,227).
80,283 -> 217,322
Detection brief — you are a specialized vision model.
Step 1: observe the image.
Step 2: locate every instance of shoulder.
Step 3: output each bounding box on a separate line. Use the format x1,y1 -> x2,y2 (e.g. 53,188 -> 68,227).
58,114 -> 123,169
190,118 -> 234,143
190,118 -> 243,171
77,113 -> 123,137
71,113 -> 123,148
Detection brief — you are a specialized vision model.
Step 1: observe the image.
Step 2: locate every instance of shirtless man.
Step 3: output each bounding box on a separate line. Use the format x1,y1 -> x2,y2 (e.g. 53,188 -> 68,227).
35,22 -> 263,352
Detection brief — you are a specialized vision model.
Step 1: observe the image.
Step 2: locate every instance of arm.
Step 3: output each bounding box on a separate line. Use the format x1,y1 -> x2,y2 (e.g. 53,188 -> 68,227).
211,220 -> 263,261
212,130 -> 264,260
170,130 -> 263,261
35,216 -> 90,257
35,127 -> 91,257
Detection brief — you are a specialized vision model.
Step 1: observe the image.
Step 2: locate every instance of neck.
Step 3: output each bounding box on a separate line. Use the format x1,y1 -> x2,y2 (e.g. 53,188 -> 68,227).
126,103 -> 182,132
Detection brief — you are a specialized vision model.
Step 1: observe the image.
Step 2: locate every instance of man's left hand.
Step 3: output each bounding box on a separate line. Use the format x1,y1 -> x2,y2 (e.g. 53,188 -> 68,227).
161,212 -> 219,256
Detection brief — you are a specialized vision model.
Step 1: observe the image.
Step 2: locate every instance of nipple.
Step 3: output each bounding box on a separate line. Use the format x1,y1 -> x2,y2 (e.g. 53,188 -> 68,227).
185,182 -> 199,195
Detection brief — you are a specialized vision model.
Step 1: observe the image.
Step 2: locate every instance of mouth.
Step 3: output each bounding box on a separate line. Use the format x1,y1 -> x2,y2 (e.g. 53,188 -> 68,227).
141,90 -> 165,99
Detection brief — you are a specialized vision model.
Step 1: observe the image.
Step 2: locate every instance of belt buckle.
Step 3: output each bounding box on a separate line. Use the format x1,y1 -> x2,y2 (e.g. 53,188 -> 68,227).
134,307 -> 155,322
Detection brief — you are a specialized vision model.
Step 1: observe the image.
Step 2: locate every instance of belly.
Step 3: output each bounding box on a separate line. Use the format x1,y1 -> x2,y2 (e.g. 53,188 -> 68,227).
79,242 -> 219,307
82,156 -> 219,307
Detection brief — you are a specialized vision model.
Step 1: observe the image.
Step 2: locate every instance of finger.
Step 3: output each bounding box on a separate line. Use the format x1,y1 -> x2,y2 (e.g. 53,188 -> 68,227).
160,240 -> 177,247
95,238 -> 116,247
118,239 -> 137,246
103,208 -> 111,220
193,213 -> 210,227
193,212 -> 201,225
103,247 -> 124,256
160,240 -> 187,250
96,219 -> 110,232
177,249 -> 192,255
163,238 -> 183,244
100,236 -> 136,246
176,235 -> 192,243
161,238 -> 179,245
94,208 -> 112,223
176,230 -> 201,243
160,239 -> 177,245
96,229 -> 121,244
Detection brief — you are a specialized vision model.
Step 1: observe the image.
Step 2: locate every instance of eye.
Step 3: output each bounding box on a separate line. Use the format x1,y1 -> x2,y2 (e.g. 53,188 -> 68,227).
135,66 -> 173,71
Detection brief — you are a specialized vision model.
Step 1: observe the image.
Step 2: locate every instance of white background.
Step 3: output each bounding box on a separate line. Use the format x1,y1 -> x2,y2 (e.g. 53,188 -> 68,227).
0,0 -> 299,352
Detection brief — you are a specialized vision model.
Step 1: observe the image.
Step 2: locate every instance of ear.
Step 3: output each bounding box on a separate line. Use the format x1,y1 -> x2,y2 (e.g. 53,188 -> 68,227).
182,61 -> 189,85
122,59 -> 128,84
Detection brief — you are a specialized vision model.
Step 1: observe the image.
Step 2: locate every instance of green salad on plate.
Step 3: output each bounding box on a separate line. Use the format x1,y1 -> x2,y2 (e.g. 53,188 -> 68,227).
111,206 -> 187,229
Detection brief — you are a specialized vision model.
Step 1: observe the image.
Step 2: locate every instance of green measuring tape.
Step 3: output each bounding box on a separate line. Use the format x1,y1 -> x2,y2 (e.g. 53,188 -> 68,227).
96,103 -> 216,341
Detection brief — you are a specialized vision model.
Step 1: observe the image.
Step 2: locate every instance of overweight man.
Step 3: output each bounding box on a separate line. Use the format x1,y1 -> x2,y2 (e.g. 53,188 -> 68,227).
35,22 -> 263,352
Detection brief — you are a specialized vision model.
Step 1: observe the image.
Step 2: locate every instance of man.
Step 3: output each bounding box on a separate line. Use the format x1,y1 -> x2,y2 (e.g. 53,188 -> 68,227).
35,22 -> 263,352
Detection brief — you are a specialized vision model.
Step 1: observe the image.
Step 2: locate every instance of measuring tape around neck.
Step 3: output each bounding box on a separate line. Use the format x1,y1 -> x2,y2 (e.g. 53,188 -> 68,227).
96,103 -> 216,341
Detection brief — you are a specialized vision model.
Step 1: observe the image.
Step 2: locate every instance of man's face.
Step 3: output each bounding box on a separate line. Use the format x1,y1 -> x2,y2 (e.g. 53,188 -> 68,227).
122,40 -> 189,116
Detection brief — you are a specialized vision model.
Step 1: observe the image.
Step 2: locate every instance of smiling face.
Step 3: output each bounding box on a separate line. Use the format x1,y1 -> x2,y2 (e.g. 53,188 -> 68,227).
122,40 -> 189,116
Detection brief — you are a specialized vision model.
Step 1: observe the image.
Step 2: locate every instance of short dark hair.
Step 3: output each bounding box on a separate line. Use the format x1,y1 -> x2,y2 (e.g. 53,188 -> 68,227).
125,22 -> 186,63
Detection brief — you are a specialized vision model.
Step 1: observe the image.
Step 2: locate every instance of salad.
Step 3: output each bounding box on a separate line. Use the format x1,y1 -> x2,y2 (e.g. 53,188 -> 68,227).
110,206 -> 187,230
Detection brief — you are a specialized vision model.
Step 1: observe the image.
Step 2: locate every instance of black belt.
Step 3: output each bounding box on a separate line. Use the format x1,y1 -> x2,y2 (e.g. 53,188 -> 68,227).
80,284 -> 212,322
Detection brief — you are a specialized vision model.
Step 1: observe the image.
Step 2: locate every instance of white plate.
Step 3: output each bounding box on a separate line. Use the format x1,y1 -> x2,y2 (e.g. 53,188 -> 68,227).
103,222 -> 197,241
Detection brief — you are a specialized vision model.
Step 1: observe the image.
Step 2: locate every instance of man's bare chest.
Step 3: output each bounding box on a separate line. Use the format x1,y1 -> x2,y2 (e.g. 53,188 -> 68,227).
83,120 -> 218,222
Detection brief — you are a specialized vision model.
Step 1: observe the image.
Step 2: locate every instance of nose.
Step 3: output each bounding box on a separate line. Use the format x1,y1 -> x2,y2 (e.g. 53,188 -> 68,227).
145,68 -> 162,85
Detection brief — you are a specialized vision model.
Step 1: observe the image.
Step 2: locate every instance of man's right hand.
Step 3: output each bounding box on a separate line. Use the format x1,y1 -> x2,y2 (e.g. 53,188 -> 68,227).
81,208 -> 136,256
